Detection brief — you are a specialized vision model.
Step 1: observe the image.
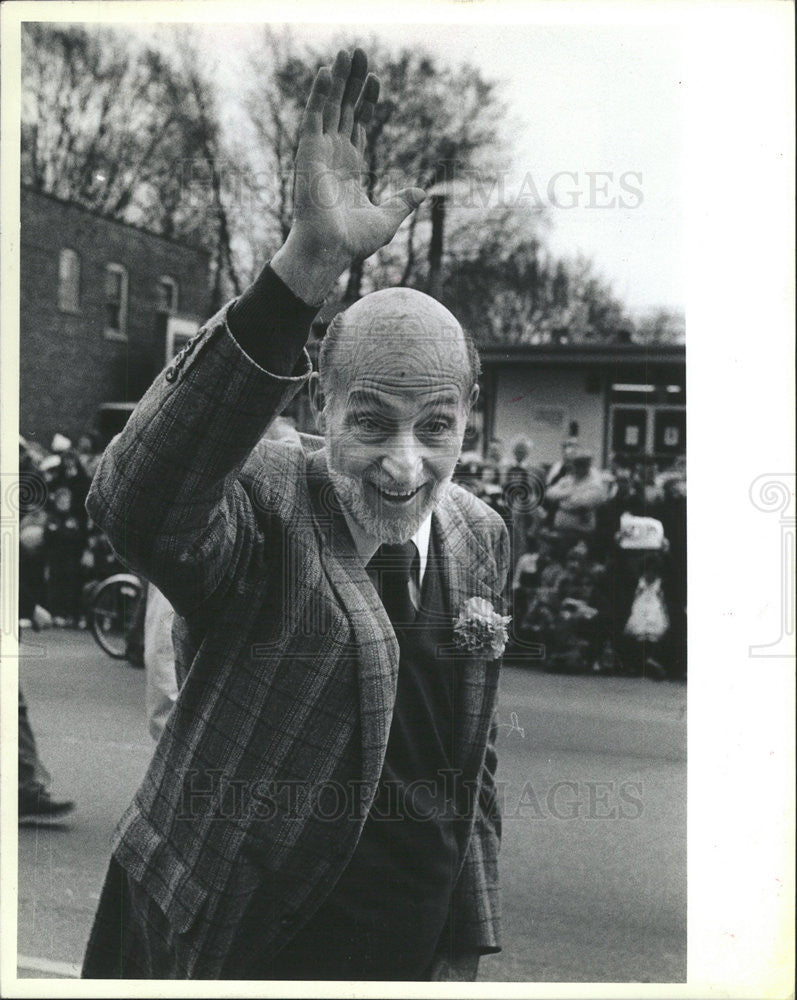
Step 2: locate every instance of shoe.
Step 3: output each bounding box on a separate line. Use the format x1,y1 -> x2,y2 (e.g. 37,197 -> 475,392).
645,656 -> 668,681
19,787 -> 75,821
33,605 -> 52,629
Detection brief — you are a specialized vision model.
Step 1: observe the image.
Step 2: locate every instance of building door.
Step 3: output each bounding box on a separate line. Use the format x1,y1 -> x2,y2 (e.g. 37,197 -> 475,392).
653,407 -> 686,458
611,406 -> 648,458
610,402 -> 685,468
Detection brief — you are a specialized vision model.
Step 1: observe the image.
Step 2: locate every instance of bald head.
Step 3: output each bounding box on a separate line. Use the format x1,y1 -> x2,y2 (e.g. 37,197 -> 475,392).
319,288 -> 480,402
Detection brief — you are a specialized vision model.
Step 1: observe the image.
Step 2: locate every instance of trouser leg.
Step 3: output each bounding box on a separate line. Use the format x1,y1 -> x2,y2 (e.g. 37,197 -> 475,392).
18,686 -> 50,794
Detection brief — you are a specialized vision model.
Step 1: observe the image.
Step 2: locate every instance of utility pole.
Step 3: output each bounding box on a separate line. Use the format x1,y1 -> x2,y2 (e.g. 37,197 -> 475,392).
427,192 -> 446,299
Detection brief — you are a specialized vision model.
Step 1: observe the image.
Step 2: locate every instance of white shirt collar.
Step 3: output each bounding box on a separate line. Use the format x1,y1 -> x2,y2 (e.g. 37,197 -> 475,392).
340,508 -> 433,588
412,514 -> 432,588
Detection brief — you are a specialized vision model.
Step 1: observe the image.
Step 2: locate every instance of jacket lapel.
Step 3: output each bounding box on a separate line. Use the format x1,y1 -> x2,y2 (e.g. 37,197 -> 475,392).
433,494 -> 502,776
303,449 -> 500,804
303,448 -> 400,808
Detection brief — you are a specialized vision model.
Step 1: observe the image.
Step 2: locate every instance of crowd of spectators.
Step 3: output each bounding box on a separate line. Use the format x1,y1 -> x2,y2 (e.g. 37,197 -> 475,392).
17,416 -> 304,639
453,436 -> 687,680
18,432 -> 119,631
19,428 -> 687,681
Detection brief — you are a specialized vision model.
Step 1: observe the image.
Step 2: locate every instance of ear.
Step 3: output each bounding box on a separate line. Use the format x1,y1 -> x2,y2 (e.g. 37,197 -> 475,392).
308,372 -> 327,434
467,382 -> 480,410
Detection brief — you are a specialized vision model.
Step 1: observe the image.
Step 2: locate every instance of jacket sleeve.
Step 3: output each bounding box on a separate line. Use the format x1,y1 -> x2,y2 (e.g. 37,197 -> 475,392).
443,711 -> 503,956
86,293 -> 314,620
545,475 -> 572,502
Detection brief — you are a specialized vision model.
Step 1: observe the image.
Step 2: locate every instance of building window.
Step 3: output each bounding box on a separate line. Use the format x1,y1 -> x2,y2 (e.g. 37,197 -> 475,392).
58,248 -> 80,313
104,263 -> 128,339
156,276 -> 178,314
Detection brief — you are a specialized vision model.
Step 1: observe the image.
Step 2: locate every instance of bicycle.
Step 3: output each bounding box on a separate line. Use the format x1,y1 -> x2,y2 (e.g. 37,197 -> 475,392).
84,571 -> 145,662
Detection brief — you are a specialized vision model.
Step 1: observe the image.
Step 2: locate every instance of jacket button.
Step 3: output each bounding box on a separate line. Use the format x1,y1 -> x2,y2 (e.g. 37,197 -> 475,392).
164,366 -> 178,383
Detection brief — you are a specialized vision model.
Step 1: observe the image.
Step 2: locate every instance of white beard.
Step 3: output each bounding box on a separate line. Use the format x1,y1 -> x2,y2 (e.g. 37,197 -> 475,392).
329,468 -> 451,545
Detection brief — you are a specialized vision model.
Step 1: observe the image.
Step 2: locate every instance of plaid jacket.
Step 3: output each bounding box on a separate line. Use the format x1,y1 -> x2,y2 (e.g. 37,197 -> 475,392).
87,300 -> 510,978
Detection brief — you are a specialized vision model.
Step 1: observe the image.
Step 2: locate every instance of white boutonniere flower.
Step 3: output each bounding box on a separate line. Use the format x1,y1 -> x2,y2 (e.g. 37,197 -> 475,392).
453,596 -> 511,660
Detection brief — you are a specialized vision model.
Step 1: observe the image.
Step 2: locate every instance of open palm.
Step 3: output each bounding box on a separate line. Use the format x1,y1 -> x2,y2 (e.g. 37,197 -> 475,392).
290,50 -> 426,265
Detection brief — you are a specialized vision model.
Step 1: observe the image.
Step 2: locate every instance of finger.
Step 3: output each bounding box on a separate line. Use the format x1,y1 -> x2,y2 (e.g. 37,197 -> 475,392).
300,66 -> 331,136
379,187 -> 427,229
352,73 -> 380,136
322,49 -> 350,133
338,47 -> 367,135
353,121 -> 367,158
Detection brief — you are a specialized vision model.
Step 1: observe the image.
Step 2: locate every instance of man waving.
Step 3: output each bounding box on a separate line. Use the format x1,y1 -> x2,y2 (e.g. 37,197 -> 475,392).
82,49 -> 508,982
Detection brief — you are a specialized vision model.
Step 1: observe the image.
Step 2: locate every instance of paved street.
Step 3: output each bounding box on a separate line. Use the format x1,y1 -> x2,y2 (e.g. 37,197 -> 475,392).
15,629 -> 686,983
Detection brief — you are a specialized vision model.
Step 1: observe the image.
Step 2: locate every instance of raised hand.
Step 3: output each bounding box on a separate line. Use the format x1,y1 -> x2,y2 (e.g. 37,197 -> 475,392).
271,49 -> 426,304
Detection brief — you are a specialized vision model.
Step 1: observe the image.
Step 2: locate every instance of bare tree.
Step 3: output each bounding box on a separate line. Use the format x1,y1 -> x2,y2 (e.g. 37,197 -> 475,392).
21,23 -> 244,309
441,216 -> 634,345
235,34 -> 508,302
633,307 -> 686,344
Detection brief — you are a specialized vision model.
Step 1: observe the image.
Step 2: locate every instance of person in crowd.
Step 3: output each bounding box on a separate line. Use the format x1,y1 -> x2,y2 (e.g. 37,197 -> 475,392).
82,50 -> 507,982
503,435 -> 546,574
49,432 -> 72,457
509,529 -> 541,647
19,686 -> 75,821
81,517 -> 123,581
620,552 -> 670,680
622,460 -> 663,519
639,461 -> 665,516
18,440 -> 49,629
551,542 -> 612,673
612,512 -> 671,678
658,472 -> 687,679
477,461 -> 503,499
485,439 -> 505,480
545,435 -> 578,488
516,530 -> 565,652
453,451 -> 485,496
32,438 -> 92,627
477,464 -> 511,527
545,450 -> 607,547
43,484 -> 85,627
591,469 -> 620,563
144,583 -> 178,742
505,435 -> 532,476
76,431 -> 102,479
57,447 -> 92,520
511,529 -> 542,594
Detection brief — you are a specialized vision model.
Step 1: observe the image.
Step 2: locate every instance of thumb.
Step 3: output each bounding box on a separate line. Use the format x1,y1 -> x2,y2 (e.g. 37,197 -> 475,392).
379,187 -> 427,227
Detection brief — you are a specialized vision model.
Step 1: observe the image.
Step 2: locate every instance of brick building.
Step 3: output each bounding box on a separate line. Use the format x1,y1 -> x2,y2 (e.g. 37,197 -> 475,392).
19,187 -> 211,447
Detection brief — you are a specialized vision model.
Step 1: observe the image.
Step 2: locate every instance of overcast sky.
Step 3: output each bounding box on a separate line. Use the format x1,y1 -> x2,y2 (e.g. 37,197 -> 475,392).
192,20 -> 684,315
123,16 -> 684,315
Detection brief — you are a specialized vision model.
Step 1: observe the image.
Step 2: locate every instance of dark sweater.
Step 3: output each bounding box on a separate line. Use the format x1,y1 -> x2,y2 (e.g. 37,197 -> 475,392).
263,529 -> 465,980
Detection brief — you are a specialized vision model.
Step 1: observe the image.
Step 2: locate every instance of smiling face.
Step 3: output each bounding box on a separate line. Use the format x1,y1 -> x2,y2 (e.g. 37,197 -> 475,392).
318,289 -> 478,545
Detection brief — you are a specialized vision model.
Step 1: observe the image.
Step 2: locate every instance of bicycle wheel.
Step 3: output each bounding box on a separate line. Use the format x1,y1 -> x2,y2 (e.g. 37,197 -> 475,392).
90,576 -> 143,660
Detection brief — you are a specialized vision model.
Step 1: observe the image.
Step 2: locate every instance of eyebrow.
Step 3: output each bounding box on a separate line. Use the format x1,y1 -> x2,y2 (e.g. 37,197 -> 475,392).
346,389 -> 461,412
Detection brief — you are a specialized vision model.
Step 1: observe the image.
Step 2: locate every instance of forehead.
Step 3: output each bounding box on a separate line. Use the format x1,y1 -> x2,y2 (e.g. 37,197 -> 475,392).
331,311 -> 471,385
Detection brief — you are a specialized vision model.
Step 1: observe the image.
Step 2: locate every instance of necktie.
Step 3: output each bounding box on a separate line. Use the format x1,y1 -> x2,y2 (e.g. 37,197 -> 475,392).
367,541 -> 418,626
